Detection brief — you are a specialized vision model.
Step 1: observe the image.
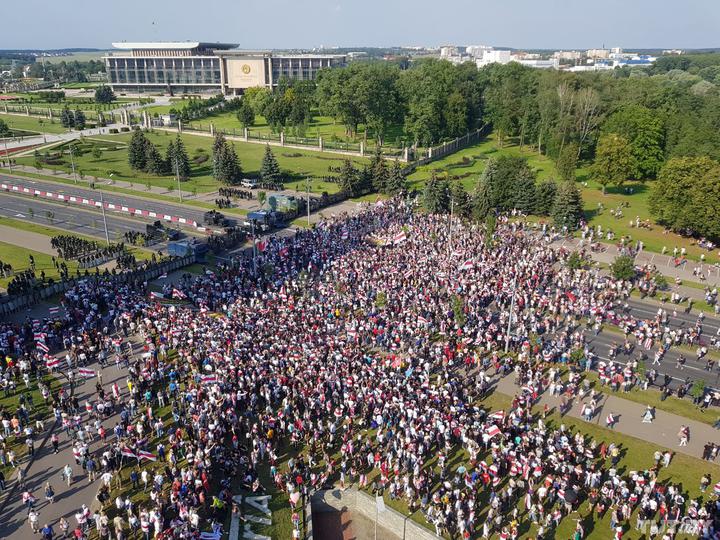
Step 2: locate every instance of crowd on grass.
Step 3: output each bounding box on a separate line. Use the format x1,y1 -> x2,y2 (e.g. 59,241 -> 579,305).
0,198 -> 719,540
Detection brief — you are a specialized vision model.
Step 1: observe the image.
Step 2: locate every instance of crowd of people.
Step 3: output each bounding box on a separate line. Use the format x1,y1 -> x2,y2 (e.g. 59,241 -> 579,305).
50,236 -> 123,262
0,198 -> 719,540
217,187 -> 254,200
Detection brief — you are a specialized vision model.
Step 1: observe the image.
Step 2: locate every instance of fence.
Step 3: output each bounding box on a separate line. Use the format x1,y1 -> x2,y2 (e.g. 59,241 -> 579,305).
0,254 -> 194,317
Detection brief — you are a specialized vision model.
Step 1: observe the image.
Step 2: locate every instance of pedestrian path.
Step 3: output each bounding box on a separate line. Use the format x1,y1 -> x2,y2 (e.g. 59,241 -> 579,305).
495,375 -> 719,461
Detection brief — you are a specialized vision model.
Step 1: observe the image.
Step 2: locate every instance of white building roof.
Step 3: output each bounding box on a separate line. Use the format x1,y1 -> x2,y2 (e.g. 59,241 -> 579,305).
111,42 -> 238,50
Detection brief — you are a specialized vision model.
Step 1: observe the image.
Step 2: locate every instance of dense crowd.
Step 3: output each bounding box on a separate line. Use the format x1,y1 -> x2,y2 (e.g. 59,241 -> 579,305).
217,188 -> 253,200
1,199 -> 719,540
50,236 -> 123,262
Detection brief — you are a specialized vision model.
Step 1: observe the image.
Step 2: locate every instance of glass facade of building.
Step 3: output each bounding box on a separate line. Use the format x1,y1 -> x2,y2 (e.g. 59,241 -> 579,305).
270,57 -> 345,83
107,56 -> 222,93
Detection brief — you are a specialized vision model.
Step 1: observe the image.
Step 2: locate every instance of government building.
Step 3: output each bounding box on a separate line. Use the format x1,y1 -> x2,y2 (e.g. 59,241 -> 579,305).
104,42 -> 347,95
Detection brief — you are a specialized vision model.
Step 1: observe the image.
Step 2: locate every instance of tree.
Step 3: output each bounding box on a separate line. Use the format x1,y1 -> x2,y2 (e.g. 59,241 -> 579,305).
648,156 -> 720,239
472,177 -> 492,221
212,134 -> 241,185
534,179 -> 558,216
591,133 -> 635,194
260,145 -> 281,184
566,251 -> 584,271
552,180 -> 584,231
449,181 -> 471,218
556,142 -> 579,183
423,173 -> 450,214
603,105 -> 664,179
60,106 -> 74,128
144,142 -> 166,175
338,159 -> 360,196
128,131 -> 148,171
610,254 -> 636,281
237,101 -> 255,128
481,156 -> 537,212
370,147 -> 388,193
91,146 -> 102,159
166,135 -> 191,180
73,109 -> 86,130
385,160 -> 407,196
94,85 -> 116,104
0,119 -> 9,137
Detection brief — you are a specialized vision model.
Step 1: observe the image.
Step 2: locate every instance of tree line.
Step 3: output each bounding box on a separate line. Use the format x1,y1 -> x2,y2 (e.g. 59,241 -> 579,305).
128,131 -> 191,179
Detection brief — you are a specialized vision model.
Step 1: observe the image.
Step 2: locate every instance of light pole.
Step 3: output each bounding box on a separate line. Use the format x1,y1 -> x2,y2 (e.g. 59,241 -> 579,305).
305,177 -> 311,228
174,156 -> 183,202
69,145 -> 77,184
448,197 -> 455,254
3,140 -> 11,174
98,177 -> 111,245
504,275 -> 518,353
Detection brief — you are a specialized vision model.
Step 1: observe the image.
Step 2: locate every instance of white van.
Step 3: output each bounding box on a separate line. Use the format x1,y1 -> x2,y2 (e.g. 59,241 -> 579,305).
241,178 -> 258,189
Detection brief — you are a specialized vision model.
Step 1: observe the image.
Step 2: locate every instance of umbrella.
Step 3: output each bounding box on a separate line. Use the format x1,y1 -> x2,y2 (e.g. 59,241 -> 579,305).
564,488 -> 578,504
456,465 -> 467,474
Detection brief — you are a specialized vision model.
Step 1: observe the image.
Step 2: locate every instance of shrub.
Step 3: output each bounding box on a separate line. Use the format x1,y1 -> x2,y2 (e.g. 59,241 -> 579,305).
109,128 -> 119,134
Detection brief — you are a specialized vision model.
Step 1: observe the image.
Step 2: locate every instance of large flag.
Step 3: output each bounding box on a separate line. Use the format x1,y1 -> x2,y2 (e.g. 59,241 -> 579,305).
172,288 -> 187,299
78,367 -> 95,378
459,259 -> 474,271
36,341 -> 49,353
137,450 -> 157,461
392,231 -> 407,245
46,357 -> 60,369
255,239 -> 267,252
121,448 -> 137,459
488,410 -> 505,421
201,374 -> 218,385
34,332 -> 47,342
485,425 -> 502,438
49,306 -> 60,315
150,291 -> 165,300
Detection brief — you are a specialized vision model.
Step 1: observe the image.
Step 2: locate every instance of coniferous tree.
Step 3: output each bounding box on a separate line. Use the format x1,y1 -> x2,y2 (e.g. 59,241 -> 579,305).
534,179 -> 558,216
357,165 -> 373,195
385,160 -> 407,196
338,159 -> 360,196
73,109 -> 86,130
60,106 -> 74,128
144,142 -> 166,175
370,147 -> 388,193
166,136 -> 191,180
552,180 -> 584,231
472,177 -> 492,221
423,173 -> 450,214
449,181 -> 471,218
260,144 -> 282,184
128,130 -> 148,171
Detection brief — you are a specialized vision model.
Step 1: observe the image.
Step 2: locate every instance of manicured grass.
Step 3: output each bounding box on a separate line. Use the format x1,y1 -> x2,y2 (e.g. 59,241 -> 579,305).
16,131 -> 368,195
0,215 -> 97,242
0,240 -> 79,287
0,113 -> 68,134
407,134 -> 559,192
578,175 -> 720,265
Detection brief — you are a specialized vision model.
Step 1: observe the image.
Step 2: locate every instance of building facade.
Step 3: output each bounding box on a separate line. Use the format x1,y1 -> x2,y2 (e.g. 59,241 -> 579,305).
104,42 -> 346,95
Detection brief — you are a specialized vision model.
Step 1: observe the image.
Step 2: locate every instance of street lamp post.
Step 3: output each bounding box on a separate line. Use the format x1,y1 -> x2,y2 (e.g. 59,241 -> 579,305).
504,275 -> 518,353
305,178 -> 311,228
3,140 -> 12,174
174,157 -> 183,202
69,145 -> 77,184
98,177 -> 111,245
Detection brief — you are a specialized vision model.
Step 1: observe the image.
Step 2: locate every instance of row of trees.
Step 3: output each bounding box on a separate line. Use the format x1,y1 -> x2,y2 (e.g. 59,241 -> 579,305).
60,106 -> 86,130
128,131 -> 191,178
423,156 -> 584,230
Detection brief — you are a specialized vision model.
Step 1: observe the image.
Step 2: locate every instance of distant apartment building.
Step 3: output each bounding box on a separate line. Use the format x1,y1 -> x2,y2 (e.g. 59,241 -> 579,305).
104,42 -> 346,95
586,48 -> 610,59
476,49 -> 512,67
553,50 -> 582,61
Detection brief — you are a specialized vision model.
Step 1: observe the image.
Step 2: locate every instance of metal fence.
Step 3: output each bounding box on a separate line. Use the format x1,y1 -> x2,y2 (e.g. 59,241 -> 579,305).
0,255 -> 194,317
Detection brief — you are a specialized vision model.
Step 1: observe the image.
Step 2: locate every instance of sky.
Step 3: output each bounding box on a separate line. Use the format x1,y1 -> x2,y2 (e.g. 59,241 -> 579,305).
1,0 -> 719,51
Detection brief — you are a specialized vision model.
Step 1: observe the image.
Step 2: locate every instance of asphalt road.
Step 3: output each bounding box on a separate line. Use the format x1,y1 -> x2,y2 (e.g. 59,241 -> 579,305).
573,297 -> 720,390
0,173 -> 213,229
0,192 -> 148,243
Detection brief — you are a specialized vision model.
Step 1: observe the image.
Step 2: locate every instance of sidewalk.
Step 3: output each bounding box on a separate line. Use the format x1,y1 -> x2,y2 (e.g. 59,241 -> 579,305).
495,376 -> 719,461
0,354 -> 134,537
554,236 -> 720,302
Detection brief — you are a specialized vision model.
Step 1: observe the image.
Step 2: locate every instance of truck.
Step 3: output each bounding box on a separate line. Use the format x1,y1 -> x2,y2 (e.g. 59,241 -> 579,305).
203,210 -> 229,227
167,240 -> 209,263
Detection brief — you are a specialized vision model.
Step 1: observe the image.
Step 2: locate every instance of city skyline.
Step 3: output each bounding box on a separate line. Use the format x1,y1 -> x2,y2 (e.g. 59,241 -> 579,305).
1,0 -> 718,50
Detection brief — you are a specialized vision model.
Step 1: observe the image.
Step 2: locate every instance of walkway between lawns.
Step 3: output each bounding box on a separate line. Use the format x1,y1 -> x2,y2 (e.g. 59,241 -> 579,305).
495,375 -> 719,461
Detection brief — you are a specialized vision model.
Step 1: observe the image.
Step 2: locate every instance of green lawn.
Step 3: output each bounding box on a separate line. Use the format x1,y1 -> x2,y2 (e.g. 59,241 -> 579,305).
0,113 -> 68,135
141,103 -> 407,149
16,131 -> 368,195
0,240 -> 79,287
578,175 -> 720,265
407,134 -> 559,192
